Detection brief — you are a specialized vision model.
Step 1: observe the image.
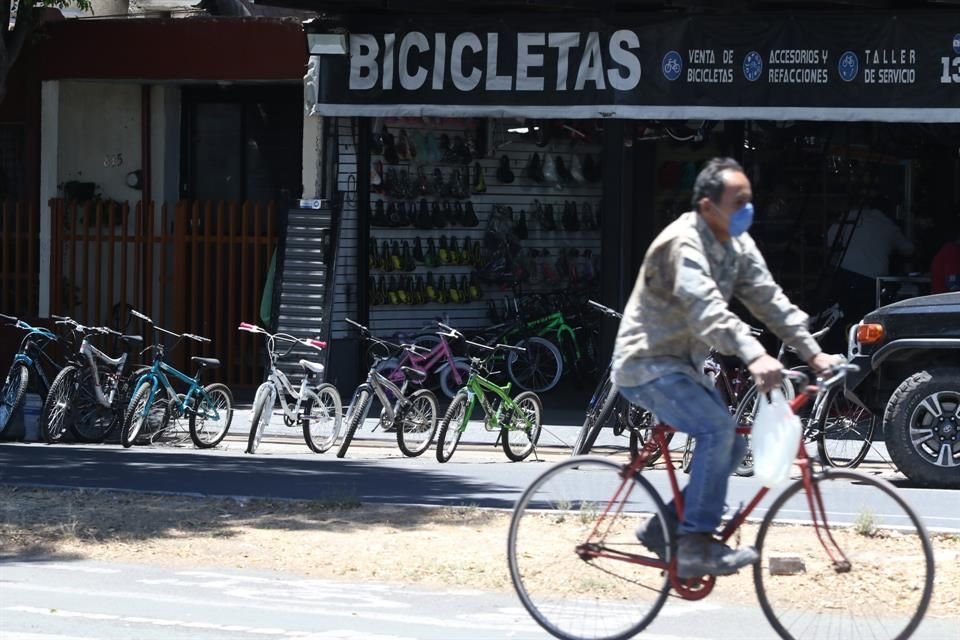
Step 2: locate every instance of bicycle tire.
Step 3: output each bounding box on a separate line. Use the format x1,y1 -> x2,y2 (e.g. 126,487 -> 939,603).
69,369 -> 116,443
572,379 -> 618,456
438,358 -> 471,400
396,388 -> 439,457
815,386 -> 875,468
188,382 -> 234,448
754,469 -> 934,640
302,383 -> 343,454
246,383 -> 275,454
502,391 -> 542,462
122,380 -> 154,448
570,372 -> 616,456
436,390 -> 469,463
336,385 -> 371,458
0,362 -> 29,436
39,365 -> 79,444
732,384 -> 762,477
507,336 -> 563,394
508,456 -> 672,640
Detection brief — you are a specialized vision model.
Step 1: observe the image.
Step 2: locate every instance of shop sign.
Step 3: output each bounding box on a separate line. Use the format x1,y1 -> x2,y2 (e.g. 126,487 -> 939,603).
310,13 -> 960,122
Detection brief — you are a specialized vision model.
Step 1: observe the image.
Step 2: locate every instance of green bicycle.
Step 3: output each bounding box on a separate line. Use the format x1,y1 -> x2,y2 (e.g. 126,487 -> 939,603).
435,323 -> 543,463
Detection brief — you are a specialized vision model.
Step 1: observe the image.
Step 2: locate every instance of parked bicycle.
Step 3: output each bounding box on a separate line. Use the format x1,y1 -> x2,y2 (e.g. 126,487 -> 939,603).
0,314 -> 63,436
570,301 -> 662,460
336,318 -> 439,458
508,364 -> 934,640
238,322 -> 342,454
435,323 -> 543,463
121,310 -> 233,449
374,327 -> 470,400
38,316 -> 143,444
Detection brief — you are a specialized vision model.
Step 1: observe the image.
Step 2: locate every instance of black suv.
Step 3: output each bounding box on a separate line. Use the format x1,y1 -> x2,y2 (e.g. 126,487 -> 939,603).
846,292 -> 960,488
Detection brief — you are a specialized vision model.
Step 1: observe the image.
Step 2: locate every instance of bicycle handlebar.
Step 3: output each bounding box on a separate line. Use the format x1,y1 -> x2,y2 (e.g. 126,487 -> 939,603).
587,300 -> 623,319
0,313 -> 16,322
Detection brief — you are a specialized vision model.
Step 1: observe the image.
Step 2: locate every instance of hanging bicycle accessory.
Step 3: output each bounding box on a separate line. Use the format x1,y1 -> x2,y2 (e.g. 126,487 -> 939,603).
752,388 -> 802,487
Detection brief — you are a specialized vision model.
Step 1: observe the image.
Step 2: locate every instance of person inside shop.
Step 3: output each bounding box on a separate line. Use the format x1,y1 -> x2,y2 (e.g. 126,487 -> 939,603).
826,194 -> 914,331
611,157 -> 840,579
930,216 -> 960,294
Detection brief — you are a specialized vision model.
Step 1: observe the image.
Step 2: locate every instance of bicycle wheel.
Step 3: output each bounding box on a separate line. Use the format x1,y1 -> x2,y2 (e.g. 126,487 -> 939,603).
502,391 -> 542,462
246,383 -> 275,454
436,390 -> 469,463
122,380 -> 153,448
0,362 -> 29,436
732,384 -> 761,477
572,377 -> 617,456
754,469 -> 934,640
508,457 -> 672,640
336,385 -> 371,458
626,405 -> 670,464
508,336 -> 563,393
39,365 -> 79,444
815,387 -> 875,468
70,369 -> 115,443
188,382 -> 234,448
438,359 -> 471,400
396,388 -> 439,457
302,383 -> 343,454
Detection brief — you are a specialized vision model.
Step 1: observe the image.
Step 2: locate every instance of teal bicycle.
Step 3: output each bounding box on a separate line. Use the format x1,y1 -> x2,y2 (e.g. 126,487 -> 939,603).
121,310 -> 234,448
435,323 -> 543,463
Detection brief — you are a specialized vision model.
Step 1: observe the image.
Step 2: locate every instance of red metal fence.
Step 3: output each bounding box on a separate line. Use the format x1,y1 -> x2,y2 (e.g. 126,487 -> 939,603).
46,198 -> 279,392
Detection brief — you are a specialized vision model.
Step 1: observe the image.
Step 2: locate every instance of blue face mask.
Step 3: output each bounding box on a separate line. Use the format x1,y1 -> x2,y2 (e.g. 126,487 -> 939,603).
728,202 -> 754,236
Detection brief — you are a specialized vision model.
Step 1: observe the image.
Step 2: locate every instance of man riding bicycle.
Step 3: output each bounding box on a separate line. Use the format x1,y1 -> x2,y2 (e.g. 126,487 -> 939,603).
612,157 -> 840,578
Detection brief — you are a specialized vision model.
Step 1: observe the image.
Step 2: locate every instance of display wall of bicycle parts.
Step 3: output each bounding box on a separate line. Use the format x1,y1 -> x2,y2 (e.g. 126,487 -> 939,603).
362,117 -> 604,334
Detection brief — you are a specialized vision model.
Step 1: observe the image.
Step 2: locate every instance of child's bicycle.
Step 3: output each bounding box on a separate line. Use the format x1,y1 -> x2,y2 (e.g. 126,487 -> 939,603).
336,318 -> 440,458
122,310 -> 233,449
435,323 -> 543,462
508,364 -> 934,640
238,322 -> 342,454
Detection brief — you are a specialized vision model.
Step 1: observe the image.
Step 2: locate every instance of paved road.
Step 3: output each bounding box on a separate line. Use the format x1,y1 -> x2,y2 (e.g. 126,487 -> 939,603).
2,560 -> 956,640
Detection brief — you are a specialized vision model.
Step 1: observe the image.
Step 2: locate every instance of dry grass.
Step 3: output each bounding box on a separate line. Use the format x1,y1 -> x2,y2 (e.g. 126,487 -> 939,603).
1,485 -> 958,620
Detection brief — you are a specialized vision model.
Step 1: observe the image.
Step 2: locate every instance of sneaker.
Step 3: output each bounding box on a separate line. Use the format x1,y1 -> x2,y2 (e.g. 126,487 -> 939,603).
675,533 -> 758,578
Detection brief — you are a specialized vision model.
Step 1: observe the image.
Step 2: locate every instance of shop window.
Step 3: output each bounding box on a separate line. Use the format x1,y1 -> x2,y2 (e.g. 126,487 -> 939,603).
364,117 -> 604,336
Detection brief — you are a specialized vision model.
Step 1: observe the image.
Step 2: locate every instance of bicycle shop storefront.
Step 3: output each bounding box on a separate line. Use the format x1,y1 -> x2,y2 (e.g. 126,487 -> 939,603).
306,11 -> 960,394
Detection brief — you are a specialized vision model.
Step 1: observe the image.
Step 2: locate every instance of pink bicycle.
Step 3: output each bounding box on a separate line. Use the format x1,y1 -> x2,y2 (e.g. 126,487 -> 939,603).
374,327 -> 470,400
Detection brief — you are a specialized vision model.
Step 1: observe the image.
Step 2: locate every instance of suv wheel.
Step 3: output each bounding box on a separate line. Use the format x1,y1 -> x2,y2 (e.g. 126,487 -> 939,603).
884,368 -> 960,488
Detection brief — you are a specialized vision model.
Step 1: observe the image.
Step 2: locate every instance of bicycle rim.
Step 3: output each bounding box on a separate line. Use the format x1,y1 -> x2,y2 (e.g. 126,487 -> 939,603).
508,337 -> 562,393
572,378 -> 614,456
508,457 -> 671,640
502,391 -> 542,461
754,470 -> 934,640
397,389 -> 438,457
0,363 -> 28,433
247,384 -> 274,454
816,388 -> 875,468
303,383 -> 343,453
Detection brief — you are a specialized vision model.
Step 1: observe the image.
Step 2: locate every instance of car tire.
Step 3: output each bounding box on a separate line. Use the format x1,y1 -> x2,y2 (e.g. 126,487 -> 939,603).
884,367 -> 960,488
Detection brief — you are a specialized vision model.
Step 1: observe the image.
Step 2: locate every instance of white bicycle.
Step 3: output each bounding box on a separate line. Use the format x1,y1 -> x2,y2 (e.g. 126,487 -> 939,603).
238,322 -> 342,454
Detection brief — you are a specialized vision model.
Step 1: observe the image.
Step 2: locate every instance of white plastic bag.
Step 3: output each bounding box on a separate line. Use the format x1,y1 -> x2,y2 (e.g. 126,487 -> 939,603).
751,389 -> 802,487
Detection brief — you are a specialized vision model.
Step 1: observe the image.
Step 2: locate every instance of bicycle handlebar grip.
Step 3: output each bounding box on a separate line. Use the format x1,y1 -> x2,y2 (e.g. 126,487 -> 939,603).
306,338 -> 327,349
238,322 -> 257,332
184,333 -> 211,343
496,343 -> 526,353
131,309 -> 151,322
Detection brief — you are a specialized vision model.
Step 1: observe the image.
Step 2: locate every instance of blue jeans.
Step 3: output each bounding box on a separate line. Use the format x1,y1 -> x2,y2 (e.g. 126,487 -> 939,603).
619,373 -> 746,535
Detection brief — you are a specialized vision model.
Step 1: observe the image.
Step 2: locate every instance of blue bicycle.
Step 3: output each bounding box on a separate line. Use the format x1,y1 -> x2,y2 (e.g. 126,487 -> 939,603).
0,313 -> 62,435
121,310 -> 234,449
